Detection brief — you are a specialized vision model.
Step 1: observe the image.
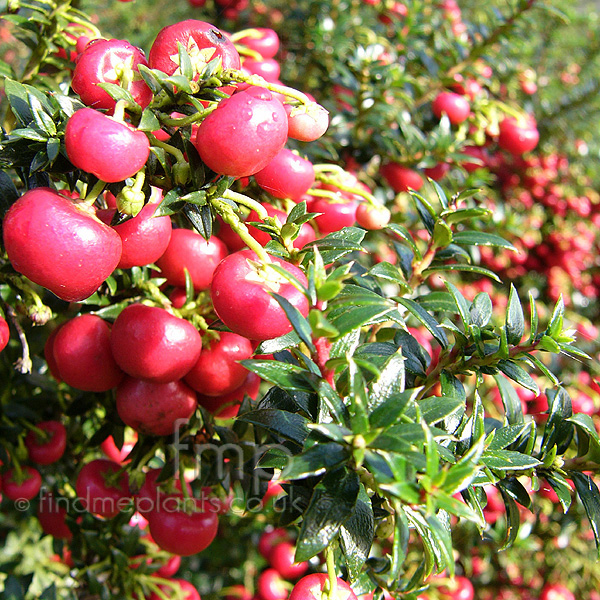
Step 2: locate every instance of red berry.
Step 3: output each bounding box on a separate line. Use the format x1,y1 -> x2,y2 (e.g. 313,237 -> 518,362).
311,197 -> 358,235
65,108 -> 150,182
235,28 -> 280,59
116,377 -> 197,436
432,91 -> 471,124
2,187 -> 122,302
71,38 -> 153,111
75,459 -> 130,518
97,196 -> 172,270
147,495 -> 219,556
257,569 -> 289,600
100,435 -> 136,464
269,541 -> 308,580
184,331 -> 253,396
0,315 -> 9,352
289,574 -> 357,600
380,163 -> 424,192
258,527 -> 291,559
242,57 -> 281,82
355,203 -> 391,230
37,492 -> 72,540
110,303 -> 202,383
2,466 -> 42,501
285,102 -> 329,142
52,314 -> 124,392
154,229 -> 228,290
149,579 -> 200,600
25,421 -> 67,465
210,249 -> 309,341
194,87 -> 288,177
197,371 -> 261,419
498,116 -> 539,155
254,149 -> 315,201
539,583 -> 575,600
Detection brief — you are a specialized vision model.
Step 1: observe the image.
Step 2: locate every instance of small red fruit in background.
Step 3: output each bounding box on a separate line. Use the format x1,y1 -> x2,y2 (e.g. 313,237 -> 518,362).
149,579 -> 201,600
310,196 -> 358,235
110,303 -> 202,383
355,203 -> 391,230
194,87 -> 289,177
184,331 -> 253,396
0,315 -> 9,352
65,108 -> 150,182
154,554 -> 182,578
269,541 -> 309,579
380,163 -> 424,192
235,28 -> 280,59
147,495 -> 219,556
254,149 -> 316,201
258,527 -> 292,559
38,492 -> 73,540
52,314 -> 124,392
116,377 -> 197,436
289,574 -> 358,600
25,420 -> 67,465
75,459 -> 130,518
154,229 -> 228,290
100,434 -> 136,464
438,576 -> 475,600
432,91 -> 471,125
497,116 -> 539,155
71,38 -> 153,111
2,187 -> 122,302
257,569 -> 289,600
2,466 -> 42,501
242,57 -> 281,82
210,249 -> 309,341
539,583 -> 575,600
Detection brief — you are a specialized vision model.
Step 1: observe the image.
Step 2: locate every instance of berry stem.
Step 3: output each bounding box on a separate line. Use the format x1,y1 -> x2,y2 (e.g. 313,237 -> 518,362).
324,545 -> 338,600
222,189 -> 269,220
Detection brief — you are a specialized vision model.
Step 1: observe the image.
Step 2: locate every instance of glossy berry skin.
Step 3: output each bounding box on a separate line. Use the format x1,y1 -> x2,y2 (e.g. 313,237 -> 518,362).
197,371 -> 261,419
75,459 -> 130,518
116,377 -> 197,436
0,316 -> 8,352
147,495 -> 219,556
289,574 -> 358,600
154,229 -> 228,290
148,19 -> 240,76
235,28 -> 280,59
25,420 -> 67,465
432,91 -> 471,124
245,204 -> 316,249
242,57 -> 281,82
310,197 -> 358,235
539,584 -> 575,600
380,163 -> 424,193
355,203 -> 391,230
71,38 -> 153,111
2,188 -> 122,302
285,102 -> 329,142
65,108 -> 150,183
498,116 -> 540,155
184,331 -> 253,396
100,435 -> 136,464
269,541 -> 308,580
254,149 -> 315,201
37,492 -> 72,540
97,198 -> 172,270
194,87 -> 288,177
210,249 -> 309,341
52,314 -> 124,392
149,579 -> 200,600
110,303 -> 202,383
258,569 -> 288,600
135,468 -> 192,516
154,554 -> 182,578
438,576 -> 475,600
2,466 -> 42,501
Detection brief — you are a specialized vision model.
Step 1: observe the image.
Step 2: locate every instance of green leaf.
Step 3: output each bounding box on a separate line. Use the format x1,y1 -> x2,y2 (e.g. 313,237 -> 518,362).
183,203 -> 212,239
433,220 -> 452,248
481,450 -> 541,472
541,387 -> 573,454
505,285 -> 524,346
544,473 -> 573,513
96,82 -> 139,108
236,409 -> 310,446
497,360 -> 539,394
487,424 -> 532,451
546,295 -> 565,339
318,380 -> 350,425
493,374 -> 525,425
296,468 -> 359,562
0,171 -> 19,217
368,348 -> 405,412
498,488 -> 520,550
470,293 -> 492,328
368,262 -> 411,292
339,486 -> 375,580
416,396 -> 464,426
369,388 -> 421,429
453,231 -> 516,251
386,223 -> 422,259
138,108 -> 161,131
254,332 -> 302,355
498,477 -> 532,509
426,513 -> 455,577
429,178 -> 449,210
528,291 -> 539,344
396,298 -> 448,348
241,359 -> 317,392
443,437 -> 485,495
281,443 -> 349,480
571,472 -> 600,558
410,191 -> 437,234
417,292 -> 457,313
329,304 -> 399,337
271,293 -> 315,353
440,206 -> 492,224
28,93 -> 56,136
425,262 -> 504,282
444,280 -> 470,329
